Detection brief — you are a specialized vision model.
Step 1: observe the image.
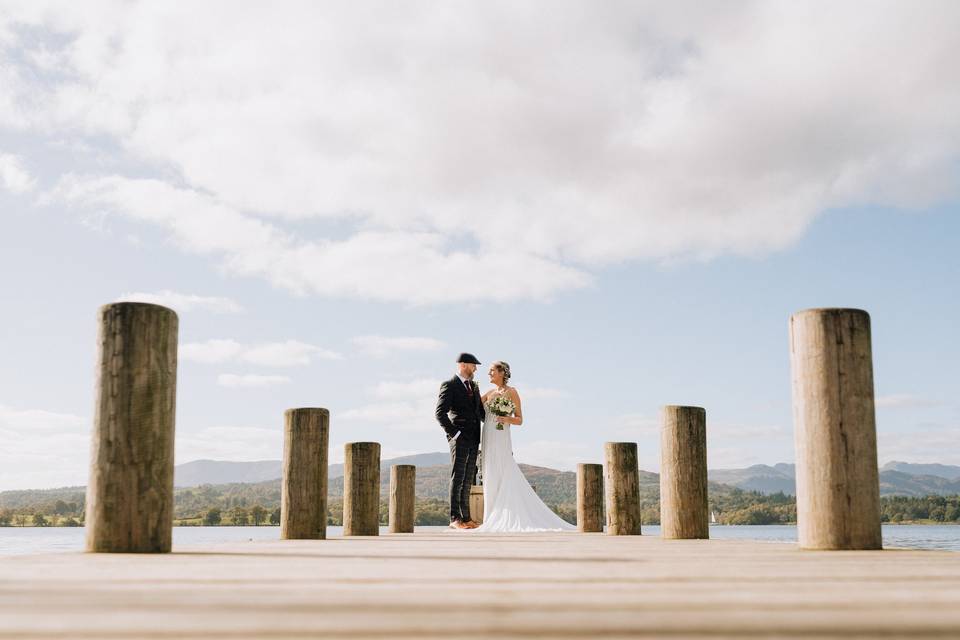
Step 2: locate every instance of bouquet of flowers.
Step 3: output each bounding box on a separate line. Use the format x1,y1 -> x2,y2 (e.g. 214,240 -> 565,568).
486,394 -> 515,430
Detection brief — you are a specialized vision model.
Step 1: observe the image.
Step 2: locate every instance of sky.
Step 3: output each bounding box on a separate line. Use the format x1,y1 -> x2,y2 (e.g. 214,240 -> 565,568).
1,1 -> 958,490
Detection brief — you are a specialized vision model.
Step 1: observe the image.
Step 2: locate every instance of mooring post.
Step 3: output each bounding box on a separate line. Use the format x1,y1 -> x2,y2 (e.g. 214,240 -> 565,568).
604,442 -> 641,535
388,464 -> 416,533
790,308 -> 882,550
281,408 -> 329,540
469,485 -> 484,524
577,463 -> 604,532
85,302 -> 178,553
660,405 -> 709,539
344,442 -> 381,536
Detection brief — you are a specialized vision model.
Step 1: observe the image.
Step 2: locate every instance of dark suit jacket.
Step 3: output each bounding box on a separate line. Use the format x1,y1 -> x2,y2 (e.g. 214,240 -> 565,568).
435,375 -> 484,444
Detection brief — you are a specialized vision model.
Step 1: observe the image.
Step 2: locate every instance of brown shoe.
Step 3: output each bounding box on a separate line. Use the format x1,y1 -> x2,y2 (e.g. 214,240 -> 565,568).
449,520 -> 470,530
463,520 -> 480,529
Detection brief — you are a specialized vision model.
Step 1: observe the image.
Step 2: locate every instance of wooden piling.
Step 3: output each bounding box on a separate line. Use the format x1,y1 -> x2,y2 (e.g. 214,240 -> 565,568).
344,442 -> 380,536
85,302 -> 178,553
469,485 -> 484,524
604,442 -> 641,535
281,408 -> 329,540
790,308 -> 882,550
660,405 -> 709,539
388,464 -> 416,533
577,463 -> 604,532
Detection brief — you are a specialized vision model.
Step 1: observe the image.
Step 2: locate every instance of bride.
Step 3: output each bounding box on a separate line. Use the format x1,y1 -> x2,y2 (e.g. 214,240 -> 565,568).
471,361 -> 575,533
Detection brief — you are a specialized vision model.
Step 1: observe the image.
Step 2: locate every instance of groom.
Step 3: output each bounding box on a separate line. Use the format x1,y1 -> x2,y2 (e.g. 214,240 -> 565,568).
435,352 -> 484,530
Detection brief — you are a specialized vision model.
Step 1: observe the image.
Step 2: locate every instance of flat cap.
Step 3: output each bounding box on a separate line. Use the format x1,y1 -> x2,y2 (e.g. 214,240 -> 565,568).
456,352 -> 481,364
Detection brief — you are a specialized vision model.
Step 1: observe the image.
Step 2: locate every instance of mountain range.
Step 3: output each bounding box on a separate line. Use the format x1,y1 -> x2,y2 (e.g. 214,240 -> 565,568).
708,461 -> 960,496
173,452 -> 449,487
174,455 -> 960,497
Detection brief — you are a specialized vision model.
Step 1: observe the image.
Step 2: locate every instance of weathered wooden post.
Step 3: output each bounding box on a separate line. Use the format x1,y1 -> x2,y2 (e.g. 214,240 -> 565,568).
577,463 -> 604,533
85,302 -> 178,553
281,408 -> 329,540
469,485 -> 484,524
790,308 -> 882,550
388,464 -> 416,533
660,405 -> 709,539
604,442 -> 641,535
344,442 -> 380,536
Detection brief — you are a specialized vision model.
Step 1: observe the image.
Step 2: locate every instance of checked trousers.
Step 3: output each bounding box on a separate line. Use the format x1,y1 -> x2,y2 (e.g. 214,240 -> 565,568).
448,436 -> 479,522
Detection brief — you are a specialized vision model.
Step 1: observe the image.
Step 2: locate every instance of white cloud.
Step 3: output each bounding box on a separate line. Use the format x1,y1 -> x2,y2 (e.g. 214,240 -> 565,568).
339,402 -> 429,425
116,290 -> 243,314
521,387 -> 567,400
241,340 -> 342,367
217,373 -> 291,388
875,394 -> 940,409
339,377 -> 441,432
611,413 -> 660,437
710,423 -> 788,439
53,175 -> 588,303
373,378 -> 441,400
878,424 -> 960,466
353,336 -> 446,358
176,425 -> 281,462
0,152 -> 36,193
6,3 -> 960,303
181,339 -> 244,364
182,339 -> 341,366
0,403 -> 88,490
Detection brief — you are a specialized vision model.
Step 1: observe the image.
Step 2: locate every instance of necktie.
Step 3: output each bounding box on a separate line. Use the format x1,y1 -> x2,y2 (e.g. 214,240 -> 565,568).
464,380 -> 473,396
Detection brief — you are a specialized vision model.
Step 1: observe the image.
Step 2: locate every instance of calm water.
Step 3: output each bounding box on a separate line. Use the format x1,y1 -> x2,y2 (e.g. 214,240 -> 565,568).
1,524 -> 958,555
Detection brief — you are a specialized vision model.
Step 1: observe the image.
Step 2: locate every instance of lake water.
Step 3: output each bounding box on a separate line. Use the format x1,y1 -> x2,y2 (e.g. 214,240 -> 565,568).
2,524 -> 958,555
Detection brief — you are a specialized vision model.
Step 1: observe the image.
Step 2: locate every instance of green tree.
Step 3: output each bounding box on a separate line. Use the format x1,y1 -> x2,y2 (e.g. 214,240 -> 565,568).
53,500 -> 73,516
233,507 -> 249,526
33,512 -> 50,527
203,508 -> 222,526
0,509 -> 12,526
270,507 -> 281,525
250,505 -> 267,526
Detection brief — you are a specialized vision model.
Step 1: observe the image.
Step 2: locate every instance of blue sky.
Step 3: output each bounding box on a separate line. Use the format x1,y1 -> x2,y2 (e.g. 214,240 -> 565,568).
1,2 -> 958,489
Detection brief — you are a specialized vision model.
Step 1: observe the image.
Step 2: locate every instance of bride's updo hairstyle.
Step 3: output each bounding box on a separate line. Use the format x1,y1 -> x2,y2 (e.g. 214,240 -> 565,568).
493,361 -> 511,384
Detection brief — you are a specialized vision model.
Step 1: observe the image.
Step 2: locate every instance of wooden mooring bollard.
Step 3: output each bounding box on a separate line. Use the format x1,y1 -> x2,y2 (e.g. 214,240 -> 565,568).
660,406 -> 709,539
281,408 -> 329,540
388,464 -> 416,533
790,308 -> 882,550
604,442 -> 641,535
469,485 -> 484,524
85,302 -> 178,553
577,463 -> 604,532
344,442 -> 381,536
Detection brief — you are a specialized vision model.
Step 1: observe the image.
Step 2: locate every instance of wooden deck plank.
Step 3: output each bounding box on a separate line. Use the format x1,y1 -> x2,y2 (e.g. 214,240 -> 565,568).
2,532 -> 959,639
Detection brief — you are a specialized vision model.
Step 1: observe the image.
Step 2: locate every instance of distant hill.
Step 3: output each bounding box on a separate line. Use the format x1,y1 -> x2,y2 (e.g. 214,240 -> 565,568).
709,464 -> 796,495
7,458 -> 960,515
708,462 -> 960,497
879,471 -> 960,497
881,461 -> 960,481
175,460 -> 282,487
174,452 -> 451,487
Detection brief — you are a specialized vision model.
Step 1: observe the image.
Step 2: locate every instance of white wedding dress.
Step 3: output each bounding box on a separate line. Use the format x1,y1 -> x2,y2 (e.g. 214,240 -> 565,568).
472,400 -> 575,533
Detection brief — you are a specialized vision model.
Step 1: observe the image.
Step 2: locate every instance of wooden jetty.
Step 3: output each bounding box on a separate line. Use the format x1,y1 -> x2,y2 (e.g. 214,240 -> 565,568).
9,302 -> 947,636
3,532 -> 960,638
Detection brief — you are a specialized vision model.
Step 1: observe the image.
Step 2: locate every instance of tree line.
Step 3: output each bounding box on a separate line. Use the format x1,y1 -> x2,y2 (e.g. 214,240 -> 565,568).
4,491 -> 959,527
